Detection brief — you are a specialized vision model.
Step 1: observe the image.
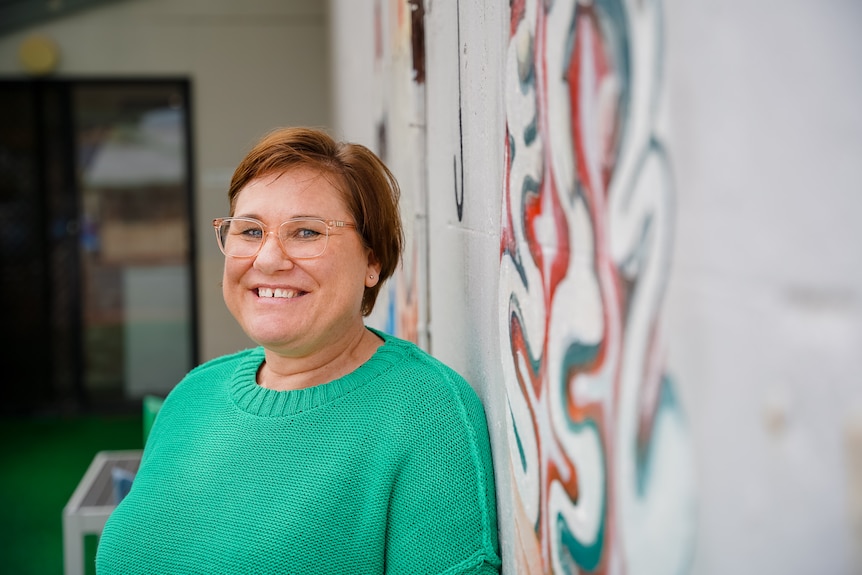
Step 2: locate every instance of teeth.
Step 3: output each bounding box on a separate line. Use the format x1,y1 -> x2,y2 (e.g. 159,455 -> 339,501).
258,288 -> 299,299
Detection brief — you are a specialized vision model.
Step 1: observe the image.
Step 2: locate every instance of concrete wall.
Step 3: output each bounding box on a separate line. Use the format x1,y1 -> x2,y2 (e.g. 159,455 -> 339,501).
0,0 -> 332,362
331,0 -> 862,574
664,1 -> 862,573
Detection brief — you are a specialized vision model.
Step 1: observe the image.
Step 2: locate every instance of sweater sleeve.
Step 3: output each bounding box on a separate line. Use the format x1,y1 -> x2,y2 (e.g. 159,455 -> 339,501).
383,371 -> 502,575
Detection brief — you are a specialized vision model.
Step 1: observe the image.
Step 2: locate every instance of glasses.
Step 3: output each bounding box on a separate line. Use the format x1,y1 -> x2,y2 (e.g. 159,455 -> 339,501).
213,217 -> 357,259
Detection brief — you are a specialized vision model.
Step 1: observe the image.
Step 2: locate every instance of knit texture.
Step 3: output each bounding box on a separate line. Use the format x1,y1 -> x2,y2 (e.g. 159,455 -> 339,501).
96,329 -> 501,574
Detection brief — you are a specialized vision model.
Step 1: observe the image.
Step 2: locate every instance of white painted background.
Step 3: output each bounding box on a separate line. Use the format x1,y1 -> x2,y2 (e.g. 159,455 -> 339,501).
663,1 -> 862,573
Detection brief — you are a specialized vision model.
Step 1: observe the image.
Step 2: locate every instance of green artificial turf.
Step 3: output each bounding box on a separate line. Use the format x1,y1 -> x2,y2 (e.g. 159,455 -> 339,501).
0,415 -> 143,575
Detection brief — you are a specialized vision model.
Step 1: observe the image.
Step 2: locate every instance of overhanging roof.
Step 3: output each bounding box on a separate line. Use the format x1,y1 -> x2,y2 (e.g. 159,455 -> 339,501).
0,0 -> 126,36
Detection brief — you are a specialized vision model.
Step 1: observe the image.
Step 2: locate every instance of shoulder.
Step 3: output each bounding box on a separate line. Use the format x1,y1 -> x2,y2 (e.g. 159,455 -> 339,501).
374,330 -> 471,393
159,347 -> 263,407
179,347 -> 262,386
369,329 -> 488,431
144,348 -> 262,442
187,347 -> 263,378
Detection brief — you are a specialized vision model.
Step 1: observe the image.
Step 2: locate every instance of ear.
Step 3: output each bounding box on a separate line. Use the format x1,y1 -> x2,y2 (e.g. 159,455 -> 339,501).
365,251 -> 382,288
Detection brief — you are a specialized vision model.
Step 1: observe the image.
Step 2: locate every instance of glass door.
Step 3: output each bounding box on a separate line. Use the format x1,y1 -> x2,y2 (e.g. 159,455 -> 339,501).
72,81 -> 196,402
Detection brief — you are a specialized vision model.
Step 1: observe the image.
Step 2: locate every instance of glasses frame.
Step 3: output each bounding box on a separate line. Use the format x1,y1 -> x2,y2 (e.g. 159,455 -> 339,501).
213,216 -> 357,259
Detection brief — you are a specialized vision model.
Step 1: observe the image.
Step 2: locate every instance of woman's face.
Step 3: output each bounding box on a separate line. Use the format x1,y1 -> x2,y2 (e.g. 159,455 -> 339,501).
223,167 -> 380,358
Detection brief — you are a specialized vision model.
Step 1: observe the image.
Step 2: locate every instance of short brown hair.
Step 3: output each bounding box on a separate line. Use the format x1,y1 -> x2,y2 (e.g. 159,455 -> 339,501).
228,127 -> 404,316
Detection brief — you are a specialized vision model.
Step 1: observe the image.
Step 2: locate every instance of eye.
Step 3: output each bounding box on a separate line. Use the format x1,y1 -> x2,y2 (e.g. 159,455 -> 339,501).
233,221 -> 263,240
282,220 -> 326,241
293,227 -> 323,240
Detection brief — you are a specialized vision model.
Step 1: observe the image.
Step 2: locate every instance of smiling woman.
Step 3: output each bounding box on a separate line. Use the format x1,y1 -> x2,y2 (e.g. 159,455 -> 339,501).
95,127 -> 502,574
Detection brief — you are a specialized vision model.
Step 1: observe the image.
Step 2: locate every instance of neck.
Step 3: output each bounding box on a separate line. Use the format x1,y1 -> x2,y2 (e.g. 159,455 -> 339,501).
257,327 -> 382,391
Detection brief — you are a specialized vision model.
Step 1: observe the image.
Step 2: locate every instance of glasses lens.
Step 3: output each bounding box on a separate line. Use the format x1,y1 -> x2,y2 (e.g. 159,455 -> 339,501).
218,218 -> 264,257
279,219 -> 329,259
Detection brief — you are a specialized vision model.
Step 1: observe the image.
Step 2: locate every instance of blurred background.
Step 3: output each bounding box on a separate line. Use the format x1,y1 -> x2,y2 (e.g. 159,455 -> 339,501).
0,0 -> 859,574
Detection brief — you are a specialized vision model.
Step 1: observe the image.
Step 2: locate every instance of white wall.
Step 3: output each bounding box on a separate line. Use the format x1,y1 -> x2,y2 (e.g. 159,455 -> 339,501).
0,0 -> 332,362
329,0 -> 377,150
664,1 -> 862,573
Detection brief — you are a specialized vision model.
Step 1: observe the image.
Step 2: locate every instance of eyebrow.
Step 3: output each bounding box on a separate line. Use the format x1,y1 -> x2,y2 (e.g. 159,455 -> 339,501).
234,214 -> 324,221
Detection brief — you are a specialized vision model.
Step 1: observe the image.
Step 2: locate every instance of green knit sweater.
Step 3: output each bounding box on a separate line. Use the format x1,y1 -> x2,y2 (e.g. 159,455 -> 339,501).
96,329 -> 501,574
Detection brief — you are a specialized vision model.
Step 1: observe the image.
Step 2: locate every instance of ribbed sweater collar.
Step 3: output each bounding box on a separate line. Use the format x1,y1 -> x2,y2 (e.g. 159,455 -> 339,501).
228,328 -> 400,417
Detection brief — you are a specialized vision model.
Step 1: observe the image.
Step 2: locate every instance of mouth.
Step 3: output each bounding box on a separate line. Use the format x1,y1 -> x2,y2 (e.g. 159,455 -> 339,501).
257,287 -> 305,299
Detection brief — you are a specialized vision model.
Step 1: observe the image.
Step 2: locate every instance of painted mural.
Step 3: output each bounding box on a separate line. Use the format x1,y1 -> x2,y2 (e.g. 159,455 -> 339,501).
499,0 -> 696,573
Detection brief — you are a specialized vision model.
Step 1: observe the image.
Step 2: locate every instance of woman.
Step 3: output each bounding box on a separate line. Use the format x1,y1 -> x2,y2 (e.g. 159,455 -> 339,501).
96,127 -> 502,574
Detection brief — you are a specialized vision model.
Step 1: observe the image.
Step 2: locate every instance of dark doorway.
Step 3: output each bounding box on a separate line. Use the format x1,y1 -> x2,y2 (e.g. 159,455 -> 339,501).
0,79 -> 197,415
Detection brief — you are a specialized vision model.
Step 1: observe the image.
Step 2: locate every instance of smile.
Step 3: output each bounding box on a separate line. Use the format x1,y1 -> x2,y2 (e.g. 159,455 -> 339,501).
257,287 -> 303,299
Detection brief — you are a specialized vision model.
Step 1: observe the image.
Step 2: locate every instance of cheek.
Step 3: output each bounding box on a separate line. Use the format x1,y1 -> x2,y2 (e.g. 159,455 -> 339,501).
332,256 -> 370,288
222,260 -> 246,297
221,265 -> 232,305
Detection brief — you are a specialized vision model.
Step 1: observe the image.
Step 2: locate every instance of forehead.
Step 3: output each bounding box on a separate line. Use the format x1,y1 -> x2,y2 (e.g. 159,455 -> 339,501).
233,167 -> 349,214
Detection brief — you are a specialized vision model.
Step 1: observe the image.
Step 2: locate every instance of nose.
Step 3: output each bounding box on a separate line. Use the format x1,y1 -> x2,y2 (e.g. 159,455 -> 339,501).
252,231 -> 293,273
